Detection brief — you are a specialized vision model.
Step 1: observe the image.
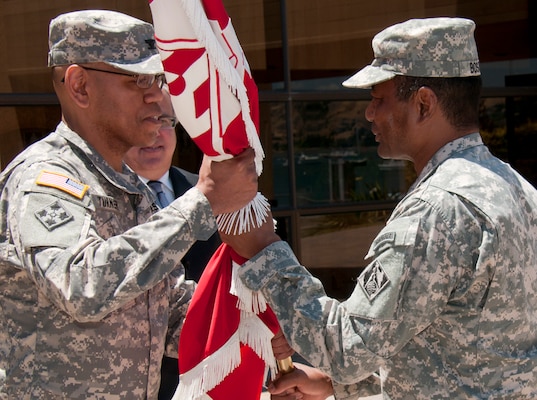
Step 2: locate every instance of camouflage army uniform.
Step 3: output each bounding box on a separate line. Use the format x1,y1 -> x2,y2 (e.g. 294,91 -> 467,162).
238,133 -> 537,399
0,122 -> 216,399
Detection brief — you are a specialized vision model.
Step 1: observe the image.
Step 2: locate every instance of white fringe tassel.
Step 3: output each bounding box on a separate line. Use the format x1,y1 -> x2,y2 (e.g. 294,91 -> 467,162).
173,330 -> 242,400
232,261 -> 278,378
231,261 -> 268,315
238,312 -> 278,377
173,265 -> 278,400
174,318 -> 277,400
216,192 -> 270,235
180,0 -> 265,176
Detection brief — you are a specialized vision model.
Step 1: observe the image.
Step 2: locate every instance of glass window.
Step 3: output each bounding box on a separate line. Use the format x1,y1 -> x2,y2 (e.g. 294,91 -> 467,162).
506,94 -> 537,187
505,74 -> 537,187
264,101 -> 291,208
299,209 -> 391,299
290,100 -> 412,207
480,97 -> 507,161
0,105 -> 60,168
300,210 -> 389,268
283,0 -> 534,88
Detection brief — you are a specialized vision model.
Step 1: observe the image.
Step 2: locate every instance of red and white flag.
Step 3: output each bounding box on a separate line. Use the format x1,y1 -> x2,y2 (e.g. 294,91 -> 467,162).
148,0 -> 282,398
176,245 -> 280,399
149,0 -> 263,171
150,0 -> 269,235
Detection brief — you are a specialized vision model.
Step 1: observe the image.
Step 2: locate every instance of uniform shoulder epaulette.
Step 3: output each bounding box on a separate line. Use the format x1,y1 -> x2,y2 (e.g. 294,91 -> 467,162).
35,170 -> 89,199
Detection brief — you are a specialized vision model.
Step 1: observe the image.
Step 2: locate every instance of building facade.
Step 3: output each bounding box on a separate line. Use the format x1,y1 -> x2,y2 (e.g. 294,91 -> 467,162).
1,0 -> 536,298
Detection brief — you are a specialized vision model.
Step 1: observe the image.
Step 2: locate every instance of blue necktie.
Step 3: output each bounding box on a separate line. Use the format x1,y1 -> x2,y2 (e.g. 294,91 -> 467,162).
147,180 -> 170,208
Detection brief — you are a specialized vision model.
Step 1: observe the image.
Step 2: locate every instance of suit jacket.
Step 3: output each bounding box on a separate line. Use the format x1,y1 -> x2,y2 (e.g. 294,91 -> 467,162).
169,166 -> 221,282
159,166 -> 222,400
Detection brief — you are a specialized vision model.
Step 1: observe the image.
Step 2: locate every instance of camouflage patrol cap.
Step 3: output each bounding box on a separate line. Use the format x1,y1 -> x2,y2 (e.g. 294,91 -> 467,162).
48,10 -> 163,74
343,17 -> 480,89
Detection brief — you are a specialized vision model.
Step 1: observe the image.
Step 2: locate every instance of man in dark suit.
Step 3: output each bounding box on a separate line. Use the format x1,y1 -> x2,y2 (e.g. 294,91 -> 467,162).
124,88 -> 221,400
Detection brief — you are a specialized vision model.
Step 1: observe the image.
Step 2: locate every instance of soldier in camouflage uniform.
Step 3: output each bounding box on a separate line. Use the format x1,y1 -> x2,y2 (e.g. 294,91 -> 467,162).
0,10 -> 257,399
222,17 -> 537,399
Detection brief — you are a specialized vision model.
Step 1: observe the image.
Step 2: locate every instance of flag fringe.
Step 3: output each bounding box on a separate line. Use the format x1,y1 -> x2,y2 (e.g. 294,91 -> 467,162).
174,314 -> 276,400
180,0 -> 265,175
231,261 -> 268,314
232,261 -> 278,377
239,312 -> 278,377
174,330 -> 242,400
174,261 -> 277,400
216,192 -> 270,235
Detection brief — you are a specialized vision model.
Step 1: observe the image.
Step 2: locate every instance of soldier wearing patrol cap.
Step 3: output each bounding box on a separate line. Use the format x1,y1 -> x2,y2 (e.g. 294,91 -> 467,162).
220,17 -> 537,399
0,9 -> 257,399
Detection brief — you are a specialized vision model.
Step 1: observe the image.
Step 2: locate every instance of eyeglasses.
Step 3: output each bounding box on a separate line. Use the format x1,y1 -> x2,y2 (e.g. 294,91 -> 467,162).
62,65 -> 166,89
159,116 -> 177,129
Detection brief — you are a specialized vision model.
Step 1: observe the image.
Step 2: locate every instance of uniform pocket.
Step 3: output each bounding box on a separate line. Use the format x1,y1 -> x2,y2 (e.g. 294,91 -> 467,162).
344,216 -> 420,321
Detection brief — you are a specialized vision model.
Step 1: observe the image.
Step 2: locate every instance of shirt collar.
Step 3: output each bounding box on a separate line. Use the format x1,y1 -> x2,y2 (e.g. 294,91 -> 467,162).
138,171 -> 171,190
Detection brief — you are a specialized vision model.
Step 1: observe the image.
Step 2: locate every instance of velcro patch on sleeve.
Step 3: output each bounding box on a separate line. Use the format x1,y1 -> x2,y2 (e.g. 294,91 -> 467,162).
359,260 -> 390,301
36,170 -> 89,199
35,199 -> 73,231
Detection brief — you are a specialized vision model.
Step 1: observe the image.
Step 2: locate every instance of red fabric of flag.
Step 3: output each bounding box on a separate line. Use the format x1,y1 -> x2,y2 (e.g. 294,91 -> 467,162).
176,244 -> 280,399
149,0 -> 264,175
148,1 -> 280,399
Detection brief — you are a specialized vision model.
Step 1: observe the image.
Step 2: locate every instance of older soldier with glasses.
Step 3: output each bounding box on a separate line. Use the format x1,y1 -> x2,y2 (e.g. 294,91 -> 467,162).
0,9 -> 258,399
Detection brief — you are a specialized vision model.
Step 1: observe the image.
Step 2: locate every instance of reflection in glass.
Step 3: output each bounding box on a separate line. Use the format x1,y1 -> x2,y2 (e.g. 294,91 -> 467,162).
479,97 -> 507,161
268,102 -> 291,208
290,100 -> 410,207
505,74 -> 537,187
0,106 -> 61,170
299,210 -> 391,299
300,210 -> 389,268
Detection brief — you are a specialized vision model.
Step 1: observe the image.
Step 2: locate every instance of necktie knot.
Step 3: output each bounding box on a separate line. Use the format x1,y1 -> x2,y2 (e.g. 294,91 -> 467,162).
147,180 -> 170,207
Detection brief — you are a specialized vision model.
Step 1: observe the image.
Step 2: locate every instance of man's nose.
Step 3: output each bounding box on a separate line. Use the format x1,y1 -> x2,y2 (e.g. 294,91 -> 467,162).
365,101 -> 375,122
144,83 -> 164,104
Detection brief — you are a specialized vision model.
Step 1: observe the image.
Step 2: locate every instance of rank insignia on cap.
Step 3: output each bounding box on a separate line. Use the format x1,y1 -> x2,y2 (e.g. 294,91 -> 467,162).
36,171 -> 89,199
35,200 -> 73,231
359,260 -> 390,301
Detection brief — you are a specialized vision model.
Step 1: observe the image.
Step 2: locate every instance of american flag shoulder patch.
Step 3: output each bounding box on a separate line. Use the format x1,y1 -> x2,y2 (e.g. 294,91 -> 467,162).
35,170 -> 89,199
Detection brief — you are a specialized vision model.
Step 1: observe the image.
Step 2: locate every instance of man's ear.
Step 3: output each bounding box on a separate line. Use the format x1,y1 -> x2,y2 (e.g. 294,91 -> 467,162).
414,86 -> 438,122
63,65 -> 90,108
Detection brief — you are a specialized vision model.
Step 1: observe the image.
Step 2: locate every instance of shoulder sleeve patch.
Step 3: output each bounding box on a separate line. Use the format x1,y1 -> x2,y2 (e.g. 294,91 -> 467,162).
21,193 -> 87,249
359,260 -> 390,301
35,199 -> 73,231
345,216 -> 421,320
36,170 -> 89,199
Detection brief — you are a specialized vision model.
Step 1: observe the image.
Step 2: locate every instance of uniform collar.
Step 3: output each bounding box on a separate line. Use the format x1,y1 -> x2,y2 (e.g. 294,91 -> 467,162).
411,132 -> 483,191
56,121 -> 143,194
